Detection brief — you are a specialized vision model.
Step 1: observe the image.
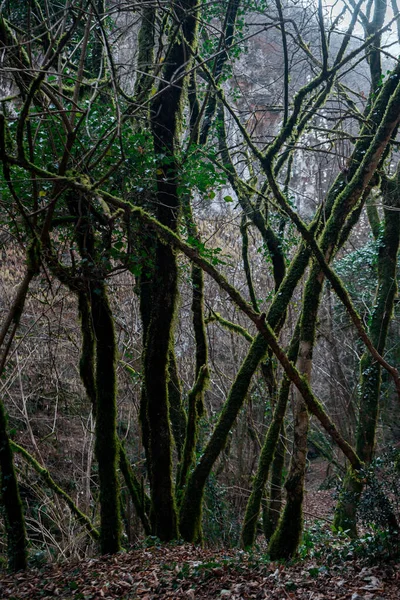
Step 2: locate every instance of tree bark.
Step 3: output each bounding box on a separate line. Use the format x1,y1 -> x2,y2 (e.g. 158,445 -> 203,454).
90,282 -> 121,554
143,0 -> 199,540
334,175 -> 400,535
0,406 -> 27,571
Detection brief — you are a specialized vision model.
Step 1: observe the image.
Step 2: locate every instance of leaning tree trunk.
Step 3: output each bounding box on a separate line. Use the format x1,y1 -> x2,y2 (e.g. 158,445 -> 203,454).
332,11 -> 398,535
179,228 -> 314,543
334,176 -> 400,535
267,62 -> 400,559
179,333 -> 269,542
240,124 -> 365,552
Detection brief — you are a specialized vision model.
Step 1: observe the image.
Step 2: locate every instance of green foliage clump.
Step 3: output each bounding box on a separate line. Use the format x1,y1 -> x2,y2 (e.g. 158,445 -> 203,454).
334,238 -> 378,310
298,520 -> 399,564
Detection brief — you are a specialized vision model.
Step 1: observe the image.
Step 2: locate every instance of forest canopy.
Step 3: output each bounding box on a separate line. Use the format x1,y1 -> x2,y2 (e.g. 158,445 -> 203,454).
0,0 -> 400,573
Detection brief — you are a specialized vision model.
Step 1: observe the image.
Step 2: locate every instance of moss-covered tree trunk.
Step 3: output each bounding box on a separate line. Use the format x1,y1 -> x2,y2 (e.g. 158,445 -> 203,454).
79,289 -> 151,537
139,266 -> 154,486
199,0 -> 241,144
179,231 -> 315,543
334,175 -> 400,535
240,214 -> 286,528
177,365 -> 209,495
268,338 -> 311,560
262,426 -> 286,539
11,440 -> 99,541
0,402 -> 27,571
143,0 -> 199,541
143,244 -> 179,540
177,235 -> 319,544
63,190 -> 122,554
269,265 -> 323,560
168,348 -> 187,462
179,333 -> 269,542
176,201 -> 209,493
241,326 -> 299,548
266,60 -> 400,558
118,442 -> 151,535
134,2 -> 156,103
133,1 -> 157,482
90,282 -> 121,554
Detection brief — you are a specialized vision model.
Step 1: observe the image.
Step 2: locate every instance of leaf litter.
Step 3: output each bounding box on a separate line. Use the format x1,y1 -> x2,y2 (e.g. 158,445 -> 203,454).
0,543 -> 399,600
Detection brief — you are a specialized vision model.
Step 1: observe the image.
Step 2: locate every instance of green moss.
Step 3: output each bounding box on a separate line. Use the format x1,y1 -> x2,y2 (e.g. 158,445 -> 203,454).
268,436 -> 308,560
206,312 -> 253,342
333,468 -> 362,537
366,194 -> 381,240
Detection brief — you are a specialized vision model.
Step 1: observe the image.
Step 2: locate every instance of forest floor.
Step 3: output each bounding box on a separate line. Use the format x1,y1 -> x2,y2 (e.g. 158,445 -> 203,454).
1,466 -> 399,600
0,539 -> 399,600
